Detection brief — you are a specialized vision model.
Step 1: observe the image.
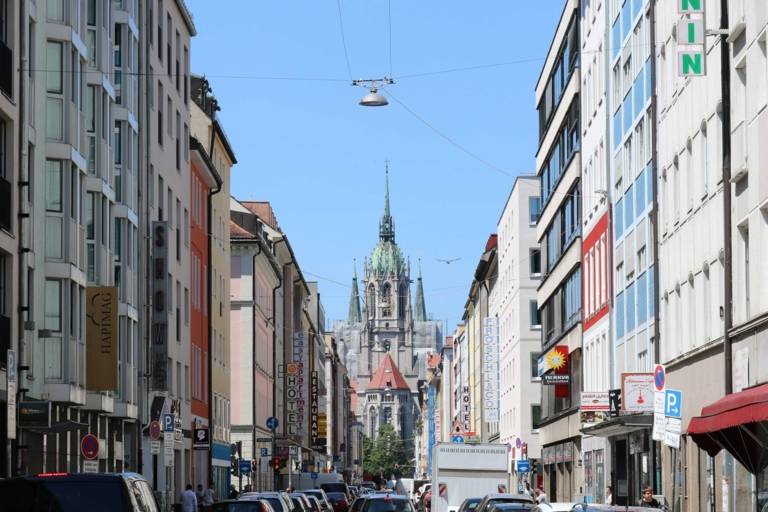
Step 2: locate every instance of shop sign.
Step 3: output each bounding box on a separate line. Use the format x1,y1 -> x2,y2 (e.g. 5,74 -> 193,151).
19,401 -> 51,428
310,371 -> 321,448
286,332 -> 306,437
580,392 -> 610,424
461,386 -> 471,431
193,427 -> 210,449
621,373 -> 654,413
677,0 -> 706,77
150,222 -> 169,391
6,350 -> 16,439
85,286 -> 119,390
482,317 -> 500,422
608,389 -> 622,417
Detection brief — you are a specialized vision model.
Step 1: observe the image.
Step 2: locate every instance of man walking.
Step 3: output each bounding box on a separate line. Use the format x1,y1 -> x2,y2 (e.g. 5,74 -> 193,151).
182,484 -> 198,512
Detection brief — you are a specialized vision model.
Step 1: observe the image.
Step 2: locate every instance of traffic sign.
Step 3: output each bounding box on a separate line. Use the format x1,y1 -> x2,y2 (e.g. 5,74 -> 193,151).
654,364 -> 666,392
665,389 -> 682,418
516,460 -> 531,473
239,459 -> 252,474
83,460 -> 99,473
163,413 -> 175,432
266,417 -> 279,431
149,420 -> 162,441
515,437 -> 522,449
451,435 -> 465,444
81,434 -> 99,460
260,448 -> 269,457
311,472 -> 319,480
151,440 -> 161,454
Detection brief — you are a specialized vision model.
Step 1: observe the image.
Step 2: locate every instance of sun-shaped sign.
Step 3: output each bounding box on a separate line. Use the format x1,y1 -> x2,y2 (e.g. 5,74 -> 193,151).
546,349 -> 567,371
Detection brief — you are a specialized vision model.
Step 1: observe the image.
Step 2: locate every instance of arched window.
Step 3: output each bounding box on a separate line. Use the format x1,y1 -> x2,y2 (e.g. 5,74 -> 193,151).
383,407 -> 392,425
381,282 -> 391,303
399,406 -> 406,436
398,284 -> 407,318
367,284 -> 376,318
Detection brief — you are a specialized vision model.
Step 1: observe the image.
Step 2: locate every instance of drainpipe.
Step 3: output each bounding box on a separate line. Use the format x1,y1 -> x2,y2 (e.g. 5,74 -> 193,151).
14,0 -> 28,478
719,0 -> 732,397
206,145 -> 222,489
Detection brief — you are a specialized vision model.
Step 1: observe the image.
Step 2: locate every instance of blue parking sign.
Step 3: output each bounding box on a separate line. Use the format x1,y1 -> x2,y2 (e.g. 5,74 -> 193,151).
665,389 -> 682,418
163,413 -> 174,432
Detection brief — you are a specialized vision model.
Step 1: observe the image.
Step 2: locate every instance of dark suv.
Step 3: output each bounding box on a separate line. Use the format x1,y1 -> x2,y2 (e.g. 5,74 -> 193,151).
0,472 -> 159,512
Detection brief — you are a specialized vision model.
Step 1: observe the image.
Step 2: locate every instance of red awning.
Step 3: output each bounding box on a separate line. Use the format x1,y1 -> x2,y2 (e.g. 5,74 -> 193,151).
687,382 -> 768,475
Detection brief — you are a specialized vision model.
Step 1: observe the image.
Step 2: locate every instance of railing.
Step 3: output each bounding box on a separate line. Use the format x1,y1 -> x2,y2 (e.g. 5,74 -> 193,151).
0,40 -> 12,97
0,176 -> 11,231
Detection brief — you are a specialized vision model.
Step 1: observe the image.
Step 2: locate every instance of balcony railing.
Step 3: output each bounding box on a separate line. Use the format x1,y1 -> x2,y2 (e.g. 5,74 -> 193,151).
0,40 -> 12,97
0,176 -> 11,231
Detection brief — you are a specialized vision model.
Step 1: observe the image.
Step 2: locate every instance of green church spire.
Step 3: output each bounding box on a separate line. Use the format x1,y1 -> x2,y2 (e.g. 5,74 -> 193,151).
414,259 -> 426,321
379,162 -> 395,243
348,260 -> 362,323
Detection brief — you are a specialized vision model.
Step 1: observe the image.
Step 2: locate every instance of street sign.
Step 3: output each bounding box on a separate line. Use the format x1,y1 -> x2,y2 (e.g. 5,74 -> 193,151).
311,472 -> 319,480
239,459 -> 252,474
451,435 -> 465,444
149,420 -> 162,441
261,448 -> 269,457
516,460 -> 531,473
163,431 -> 174,466
162,413 -> 174,432
289,446 -> 299,457
266,416 -> 279,431
515,437 -> 522,449
81,434 -> 99,460
151,440 -> 161,454
256,437 -> 273,443
7,350 -> 16,440
83,460 -> 99,473
664,417 -> 682,449
653,364 -> 666,392
665,389 -> 683,418
652,391 -> 666,442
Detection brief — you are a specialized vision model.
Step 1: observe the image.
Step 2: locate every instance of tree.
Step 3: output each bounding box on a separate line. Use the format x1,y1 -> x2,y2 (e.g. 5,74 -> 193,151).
362,424 -> 410,480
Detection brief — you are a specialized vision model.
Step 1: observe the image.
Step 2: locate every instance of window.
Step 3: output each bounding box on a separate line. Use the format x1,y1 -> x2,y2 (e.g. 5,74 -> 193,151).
46,41 -> 64,140
616,291 -> 625,339
530,352 -> 541,378
44,279 -> 62,331
157,82 -> 163,145
529,248 -> 541,276
529,196 -> 541,224
531,404 -> 542,429
529,300 -> 541,328
157,0 -> 163,60
47,0 -> 65,22
45,160 -> 63,212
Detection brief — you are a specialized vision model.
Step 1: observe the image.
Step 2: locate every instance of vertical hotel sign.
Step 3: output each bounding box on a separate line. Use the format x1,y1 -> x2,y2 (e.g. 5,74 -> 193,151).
86,287 -> 119,390
151,222 -> 169,390
482,317 -> 499,422
286,331 -> 306,437
677,0 -> 706,76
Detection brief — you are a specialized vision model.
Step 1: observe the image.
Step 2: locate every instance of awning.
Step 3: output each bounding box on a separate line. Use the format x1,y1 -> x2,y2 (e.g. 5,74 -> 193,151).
687,382 -> 768,475
580,414 -> 653,438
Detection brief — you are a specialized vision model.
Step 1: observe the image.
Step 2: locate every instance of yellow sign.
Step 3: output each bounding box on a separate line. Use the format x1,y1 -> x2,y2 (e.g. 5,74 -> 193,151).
318,412 -> 328,437
86,287 -> 119,390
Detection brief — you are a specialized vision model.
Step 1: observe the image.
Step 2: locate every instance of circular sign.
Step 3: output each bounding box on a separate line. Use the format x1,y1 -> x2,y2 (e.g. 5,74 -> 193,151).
654,364 -> 666,392
149,420 -> 161,441
515,437 -> 522,449
81,433 -> 99,460
266,416 -> 279,431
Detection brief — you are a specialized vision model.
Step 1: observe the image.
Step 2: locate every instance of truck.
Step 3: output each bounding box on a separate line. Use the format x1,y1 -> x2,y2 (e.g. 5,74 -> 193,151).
431,443 -> 510,512
292,471 -> 344,491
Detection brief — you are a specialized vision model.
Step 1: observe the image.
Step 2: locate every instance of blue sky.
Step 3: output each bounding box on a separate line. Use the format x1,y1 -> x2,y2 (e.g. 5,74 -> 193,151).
186,1 -> 565,330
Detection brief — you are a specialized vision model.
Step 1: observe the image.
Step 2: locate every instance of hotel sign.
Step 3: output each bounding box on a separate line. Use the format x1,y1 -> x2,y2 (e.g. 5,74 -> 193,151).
677,0 -> 706,76
151,222 -> 169,390
461,386 -> 471,431
86,287 -> 119,390
286,331 -> 306,437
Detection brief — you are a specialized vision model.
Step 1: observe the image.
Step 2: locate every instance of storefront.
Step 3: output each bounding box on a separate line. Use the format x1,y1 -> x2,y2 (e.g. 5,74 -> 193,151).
541,438 -> 581,502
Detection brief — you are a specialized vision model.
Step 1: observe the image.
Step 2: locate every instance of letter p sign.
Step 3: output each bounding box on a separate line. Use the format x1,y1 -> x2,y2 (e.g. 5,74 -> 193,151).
664,390 -> 682,418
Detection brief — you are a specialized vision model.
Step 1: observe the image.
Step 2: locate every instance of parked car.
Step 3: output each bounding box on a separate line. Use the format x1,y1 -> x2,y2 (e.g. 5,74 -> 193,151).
302,495 -> 324,512
360,482 -> 377,491
322,483 -> 352,500
241,492 -> 292,512
457,497 -> 483,512
533,504 -> 576,512
349,496 -> 368,512
212,499 -> 274,512
486,504 -> 535,512
290,494 -> 313,512
0,472 -> 159,512
327,491 -> 351,512
473,494 -> 535,512
568,506 -> 664,512
360,494 -> 416,512
302,489 -> 333,511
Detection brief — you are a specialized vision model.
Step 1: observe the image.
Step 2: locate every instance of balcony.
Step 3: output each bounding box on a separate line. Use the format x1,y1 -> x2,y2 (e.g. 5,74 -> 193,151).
0,176 -> 11,231
0,40 -> 11,97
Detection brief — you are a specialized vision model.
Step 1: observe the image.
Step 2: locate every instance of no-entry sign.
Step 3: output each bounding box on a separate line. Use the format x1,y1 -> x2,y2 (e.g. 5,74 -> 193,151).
654,364 -> 666,392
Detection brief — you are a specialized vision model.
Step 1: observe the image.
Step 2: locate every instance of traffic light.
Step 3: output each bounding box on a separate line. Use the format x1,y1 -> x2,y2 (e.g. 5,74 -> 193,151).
272,457 -> 281,471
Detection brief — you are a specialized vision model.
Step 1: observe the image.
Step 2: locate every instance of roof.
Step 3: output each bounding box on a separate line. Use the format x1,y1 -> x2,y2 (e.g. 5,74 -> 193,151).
367,355 -> 410,391
427,354 -> 441,370
242,201 -> 280,231
230,220 -> 254,239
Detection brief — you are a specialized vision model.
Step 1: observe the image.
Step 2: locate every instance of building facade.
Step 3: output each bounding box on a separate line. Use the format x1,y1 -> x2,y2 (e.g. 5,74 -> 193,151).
491,176 -> 543,485
535,0 -> 583,501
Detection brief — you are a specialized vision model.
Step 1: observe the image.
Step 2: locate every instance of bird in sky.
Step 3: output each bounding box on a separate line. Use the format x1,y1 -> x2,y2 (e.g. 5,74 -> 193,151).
436,257 -> 461,264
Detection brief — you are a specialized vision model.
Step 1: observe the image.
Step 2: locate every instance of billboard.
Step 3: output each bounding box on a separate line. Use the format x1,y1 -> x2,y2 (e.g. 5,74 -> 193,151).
86,287 -> 119,390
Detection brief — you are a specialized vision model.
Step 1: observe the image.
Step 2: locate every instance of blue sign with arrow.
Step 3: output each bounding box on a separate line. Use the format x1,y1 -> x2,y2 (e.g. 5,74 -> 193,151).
451,435 -> 465,443
516,460 -> 531,473
266,416 -> 279,431
665,389 -> 682,418
239,460 -> 252,474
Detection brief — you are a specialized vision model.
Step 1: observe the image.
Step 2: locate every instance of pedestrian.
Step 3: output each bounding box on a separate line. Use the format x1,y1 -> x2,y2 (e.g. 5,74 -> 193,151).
604,485 -> 613,505
394,472 -> 406,496
534,487 -> 549,505
196,484 -> 205,509
286,486 -> 295,493
523,482 -> 533,498
182,484 -> 198,512
203,483 -> 215,508
229,485 -> 239,499
639,486 -> 661,508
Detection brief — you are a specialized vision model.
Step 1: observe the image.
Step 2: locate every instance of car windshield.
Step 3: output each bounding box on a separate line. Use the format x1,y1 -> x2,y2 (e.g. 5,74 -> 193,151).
212,504 -> 265,512
264,498 -> 284,511
365,499 -> 413,512
488,498 -> 531,507
465,499 -> 481,510
327,493 -> 347,502
322,485 -> 348,495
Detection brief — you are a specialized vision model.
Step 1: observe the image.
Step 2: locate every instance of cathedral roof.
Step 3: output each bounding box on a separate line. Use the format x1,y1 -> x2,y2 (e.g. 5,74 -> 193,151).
368,354 -> 410,391
368,241 -> 406,277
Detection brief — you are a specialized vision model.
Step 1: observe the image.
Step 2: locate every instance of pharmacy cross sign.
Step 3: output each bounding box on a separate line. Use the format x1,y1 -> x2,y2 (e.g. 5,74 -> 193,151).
677,0 -> 706,77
